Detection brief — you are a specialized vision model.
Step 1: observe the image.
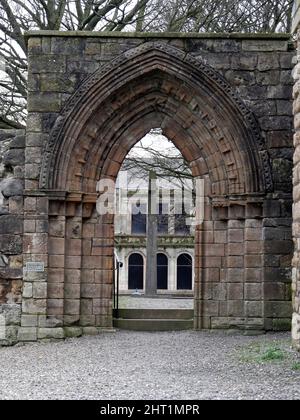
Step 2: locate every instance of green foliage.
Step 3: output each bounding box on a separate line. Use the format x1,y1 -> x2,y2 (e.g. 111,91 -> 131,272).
239,341 -> 300,371
260,347 -> 286,362
292,362 -> 300,371
239,342 -> 287,364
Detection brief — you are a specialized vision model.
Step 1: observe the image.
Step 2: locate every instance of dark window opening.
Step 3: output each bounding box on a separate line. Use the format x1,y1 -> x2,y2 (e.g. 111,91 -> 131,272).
177,253 -> 193,290
128,253 -> 144,290
157,253 -> 168,290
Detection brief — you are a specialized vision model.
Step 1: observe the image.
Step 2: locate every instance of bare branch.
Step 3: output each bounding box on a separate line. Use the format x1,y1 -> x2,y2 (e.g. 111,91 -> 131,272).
0,0 -> 293,127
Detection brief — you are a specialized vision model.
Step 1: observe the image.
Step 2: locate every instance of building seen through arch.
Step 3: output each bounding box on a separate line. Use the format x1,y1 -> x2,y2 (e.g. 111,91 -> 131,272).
128,253 -> 144,290
177,254 -> 193,291
115,134 -> 195,294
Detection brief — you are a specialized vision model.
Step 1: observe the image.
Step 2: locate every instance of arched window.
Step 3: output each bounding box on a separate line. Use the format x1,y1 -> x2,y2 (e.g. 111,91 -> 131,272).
157,253 -> 168,290
177,254 -> 193,290
128,253 -> 144,290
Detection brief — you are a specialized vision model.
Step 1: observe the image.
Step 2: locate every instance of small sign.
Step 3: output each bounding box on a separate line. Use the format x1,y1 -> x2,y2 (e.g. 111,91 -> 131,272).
25,262 -> 45,272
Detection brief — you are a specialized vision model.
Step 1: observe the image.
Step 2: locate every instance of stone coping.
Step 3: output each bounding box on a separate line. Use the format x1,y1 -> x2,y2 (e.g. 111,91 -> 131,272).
24,30 -> 292,42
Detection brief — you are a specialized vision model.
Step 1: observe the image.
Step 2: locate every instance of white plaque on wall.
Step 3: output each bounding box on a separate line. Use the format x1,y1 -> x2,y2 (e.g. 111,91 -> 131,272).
25,262 -> 45,272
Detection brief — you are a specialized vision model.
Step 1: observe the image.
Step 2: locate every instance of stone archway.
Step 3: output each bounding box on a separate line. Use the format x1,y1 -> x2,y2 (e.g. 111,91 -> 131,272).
40,42 -> 272,194
17,34 -> 293,342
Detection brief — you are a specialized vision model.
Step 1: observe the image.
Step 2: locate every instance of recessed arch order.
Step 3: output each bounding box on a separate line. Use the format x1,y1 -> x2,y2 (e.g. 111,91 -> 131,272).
40,41 -> 273,197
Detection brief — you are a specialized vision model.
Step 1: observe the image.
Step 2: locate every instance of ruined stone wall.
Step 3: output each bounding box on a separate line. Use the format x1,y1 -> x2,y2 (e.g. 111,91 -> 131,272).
292,1 -> 300,351
23,33 -> 295,339
0,32 -> 296,344
0,129 -> 24,345
25,33 -> 295,194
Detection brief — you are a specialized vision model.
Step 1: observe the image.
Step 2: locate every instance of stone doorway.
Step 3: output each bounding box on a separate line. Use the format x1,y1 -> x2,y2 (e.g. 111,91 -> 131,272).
13,33 -> 294,342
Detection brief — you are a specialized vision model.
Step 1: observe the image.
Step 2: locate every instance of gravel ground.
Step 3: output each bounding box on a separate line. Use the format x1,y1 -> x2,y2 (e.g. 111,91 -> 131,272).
0,331 -> 300,400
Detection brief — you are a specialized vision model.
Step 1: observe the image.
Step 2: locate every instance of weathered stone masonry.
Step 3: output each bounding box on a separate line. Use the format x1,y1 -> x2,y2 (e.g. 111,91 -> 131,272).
292,1 -> 300,351
0,129 -> 25,344
0,31 -> 296,344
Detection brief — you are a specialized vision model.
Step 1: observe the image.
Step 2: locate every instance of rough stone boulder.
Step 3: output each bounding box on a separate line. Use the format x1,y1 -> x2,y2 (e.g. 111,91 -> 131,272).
2,149 -> 25,168
0,178 -> 24,198
0,304 -> 21,346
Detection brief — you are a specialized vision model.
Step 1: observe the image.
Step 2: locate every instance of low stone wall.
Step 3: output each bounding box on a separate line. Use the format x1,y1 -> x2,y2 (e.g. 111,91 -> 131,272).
0,129 -> 24,345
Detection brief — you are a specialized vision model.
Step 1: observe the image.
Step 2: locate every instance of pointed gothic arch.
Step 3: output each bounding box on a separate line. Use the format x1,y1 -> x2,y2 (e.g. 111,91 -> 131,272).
40,41 -> 272,196
19,33 -> 294,340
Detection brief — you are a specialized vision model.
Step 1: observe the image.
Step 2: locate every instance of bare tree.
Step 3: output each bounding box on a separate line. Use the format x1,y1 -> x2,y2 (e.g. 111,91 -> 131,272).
123,134 -> 192,188
0,0 -> 294,128
121,132 -> 195,235
124,153 -> 192,185
0,0 -> 154,128
143,0 -> 293,33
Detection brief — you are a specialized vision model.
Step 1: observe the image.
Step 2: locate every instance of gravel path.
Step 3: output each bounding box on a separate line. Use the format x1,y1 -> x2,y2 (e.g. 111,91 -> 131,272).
0,331 -> 300,400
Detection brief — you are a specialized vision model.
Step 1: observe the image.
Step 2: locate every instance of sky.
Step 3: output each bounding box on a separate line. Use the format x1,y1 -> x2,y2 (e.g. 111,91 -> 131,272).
127,130 -> 181,158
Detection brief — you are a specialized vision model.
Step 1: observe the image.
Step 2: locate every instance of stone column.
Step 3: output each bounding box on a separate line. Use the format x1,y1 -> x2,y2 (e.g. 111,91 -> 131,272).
90,213 -> 114,330
47,210 -> 66,323
145,171 -> 158,296
64,204 -> 83,328
244,203 -> 264,333
263,199 -> 293,332
168,249 -> 176,292
81,215 -> 97,328
227,207 -> 245,329
194,220 -> 204,330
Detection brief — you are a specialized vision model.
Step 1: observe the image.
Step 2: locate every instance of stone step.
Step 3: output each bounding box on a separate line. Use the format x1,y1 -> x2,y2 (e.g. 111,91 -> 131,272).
113,318 -> 194,331
113,308 -> 194,320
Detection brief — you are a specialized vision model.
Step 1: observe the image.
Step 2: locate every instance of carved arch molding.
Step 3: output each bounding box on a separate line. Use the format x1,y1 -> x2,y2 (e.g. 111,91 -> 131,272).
40,41 -> 273,196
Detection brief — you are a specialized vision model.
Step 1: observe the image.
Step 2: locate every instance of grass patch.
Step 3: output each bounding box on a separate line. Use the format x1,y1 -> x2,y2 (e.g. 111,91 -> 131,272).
260,347 -> 285,362
292,362 -> 300,371
239,339 -> 300,370
239,342 -> 288,364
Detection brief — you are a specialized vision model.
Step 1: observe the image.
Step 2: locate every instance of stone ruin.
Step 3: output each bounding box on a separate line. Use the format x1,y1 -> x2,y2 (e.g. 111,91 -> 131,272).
0,31 -> 298,349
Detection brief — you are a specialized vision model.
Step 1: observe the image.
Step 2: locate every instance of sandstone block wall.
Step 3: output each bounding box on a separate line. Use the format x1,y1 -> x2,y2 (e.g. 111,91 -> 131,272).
290,0 -> 300,351
24,33 -> 295,338
25,34 -> 295,194
0,32 -> 296,343
292,19 -> 300,351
